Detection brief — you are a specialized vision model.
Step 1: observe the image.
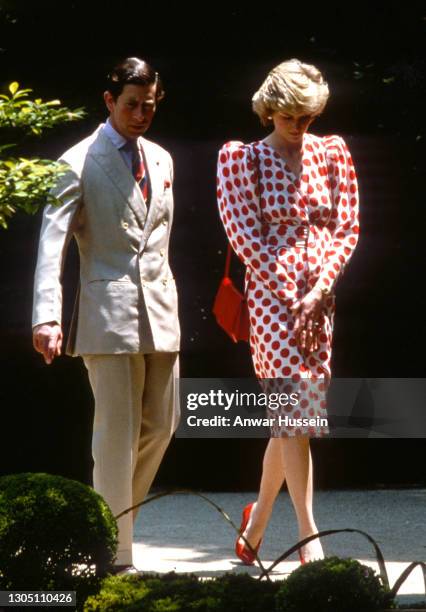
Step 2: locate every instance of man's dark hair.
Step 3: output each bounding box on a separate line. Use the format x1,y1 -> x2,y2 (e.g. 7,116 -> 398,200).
106,57 -> 165,101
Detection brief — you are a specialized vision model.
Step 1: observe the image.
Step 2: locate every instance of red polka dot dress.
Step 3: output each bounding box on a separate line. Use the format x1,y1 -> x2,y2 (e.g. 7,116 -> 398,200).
216,134 -> 359,436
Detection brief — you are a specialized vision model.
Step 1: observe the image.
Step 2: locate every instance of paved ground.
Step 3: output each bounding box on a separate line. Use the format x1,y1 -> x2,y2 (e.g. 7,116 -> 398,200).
132,489 -> 426,607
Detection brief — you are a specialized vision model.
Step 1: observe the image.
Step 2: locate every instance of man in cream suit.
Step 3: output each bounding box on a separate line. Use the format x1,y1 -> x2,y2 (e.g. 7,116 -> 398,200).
32,57 -> 180,573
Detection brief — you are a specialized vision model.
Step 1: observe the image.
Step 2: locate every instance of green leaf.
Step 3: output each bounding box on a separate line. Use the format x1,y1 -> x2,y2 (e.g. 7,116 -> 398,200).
0,82 -> 86,227
9,82 -> 19,95
0,144 -> 15,153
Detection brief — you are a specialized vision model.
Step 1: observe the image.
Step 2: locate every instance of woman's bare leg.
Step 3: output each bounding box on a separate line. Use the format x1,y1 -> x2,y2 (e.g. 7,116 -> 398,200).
281,436 -> 324,561
240,438 -> 285,547
241,436 -> 323,561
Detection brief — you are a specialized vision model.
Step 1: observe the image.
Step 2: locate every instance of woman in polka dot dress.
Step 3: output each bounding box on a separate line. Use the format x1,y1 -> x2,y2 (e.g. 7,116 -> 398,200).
216,59 -> 359,564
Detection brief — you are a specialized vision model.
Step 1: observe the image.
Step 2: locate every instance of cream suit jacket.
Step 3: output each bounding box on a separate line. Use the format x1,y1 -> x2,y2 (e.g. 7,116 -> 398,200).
32,125 -> 180,355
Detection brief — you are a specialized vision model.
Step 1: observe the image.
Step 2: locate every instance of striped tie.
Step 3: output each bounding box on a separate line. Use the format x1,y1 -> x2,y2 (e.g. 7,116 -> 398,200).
131,141 -> 149,202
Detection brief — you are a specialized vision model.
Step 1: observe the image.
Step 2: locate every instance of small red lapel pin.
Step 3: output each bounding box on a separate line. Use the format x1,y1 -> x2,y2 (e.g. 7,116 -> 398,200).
164,180 -> 171,189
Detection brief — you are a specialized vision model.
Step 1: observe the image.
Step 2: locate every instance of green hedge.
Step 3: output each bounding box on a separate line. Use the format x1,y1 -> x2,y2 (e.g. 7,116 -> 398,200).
84,573 -> 280,611
0,472 -> 117,601
276,556 -> 395,611
84,559 -> 396,612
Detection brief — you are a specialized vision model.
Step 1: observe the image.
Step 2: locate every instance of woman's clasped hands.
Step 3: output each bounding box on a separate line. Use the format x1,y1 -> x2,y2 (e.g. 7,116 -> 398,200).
291,288 -> 325,357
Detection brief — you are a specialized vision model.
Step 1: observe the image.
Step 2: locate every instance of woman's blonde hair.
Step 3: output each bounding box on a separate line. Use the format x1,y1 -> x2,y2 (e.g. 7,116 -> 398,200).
252,59 -> 329,125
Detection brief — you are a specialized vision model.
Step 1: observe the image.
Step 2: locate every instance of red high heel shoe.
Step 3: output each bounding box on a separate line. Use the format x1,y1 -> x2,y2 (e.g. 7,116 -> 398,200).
235,502 -> 262,565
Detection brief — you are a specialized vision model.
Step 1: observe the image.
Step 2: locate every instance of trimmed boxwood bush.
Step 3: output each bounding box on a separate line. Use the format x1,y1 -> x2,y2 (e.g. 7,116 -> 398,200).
0,472 -> 118,597
84,572 -> 281,611
84,563 -> 421,611
275,556 -> 395,612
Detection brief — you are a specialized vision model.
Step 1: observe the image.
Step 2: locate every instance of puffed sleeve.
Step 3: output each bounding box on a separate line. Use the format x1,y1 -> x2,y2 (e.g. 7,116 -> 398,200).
217,141 -> 295,303
313,135 -> 359,294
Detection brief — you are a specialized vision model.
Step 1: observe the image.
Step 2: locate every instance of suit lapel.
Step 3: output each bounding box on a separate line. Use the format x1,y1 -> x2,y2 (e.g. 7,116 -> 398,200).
90,129 -> 147,228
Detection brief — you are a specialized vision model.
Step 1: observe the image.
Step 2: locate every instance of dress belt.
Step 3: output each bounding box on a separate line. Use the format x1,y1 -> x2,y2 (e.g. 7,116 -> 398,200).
264,223 -> 332,275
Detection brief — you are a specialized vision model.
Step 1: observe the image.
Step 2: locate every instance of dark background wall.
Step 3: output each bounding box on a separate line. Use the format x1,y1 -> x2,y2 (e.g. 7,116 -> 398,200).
0,1 -> 424,489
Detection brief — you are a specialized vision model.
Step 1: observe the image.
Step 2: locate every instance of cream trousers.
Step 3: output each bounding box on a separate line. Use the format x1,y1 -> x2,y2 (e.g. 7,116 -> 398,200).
83,352 -> 179,565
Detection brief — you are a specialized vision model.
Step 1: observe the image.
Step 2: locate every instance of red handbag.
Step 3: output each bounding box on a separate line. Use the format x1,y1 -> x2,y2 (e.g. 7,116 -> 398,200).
213,244 -> 250,343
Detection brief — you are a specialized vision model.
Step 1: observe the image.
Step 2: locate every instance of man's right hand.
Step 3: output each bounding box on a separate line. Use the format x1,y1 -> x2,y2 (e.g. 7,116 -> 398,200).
33,322 -> 63,364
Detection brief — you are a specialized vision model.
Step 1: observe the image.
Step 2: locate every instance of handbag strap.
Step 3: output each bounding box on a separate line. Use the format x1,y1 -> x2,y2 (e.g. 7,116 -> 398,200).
224,243 -> 233,278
